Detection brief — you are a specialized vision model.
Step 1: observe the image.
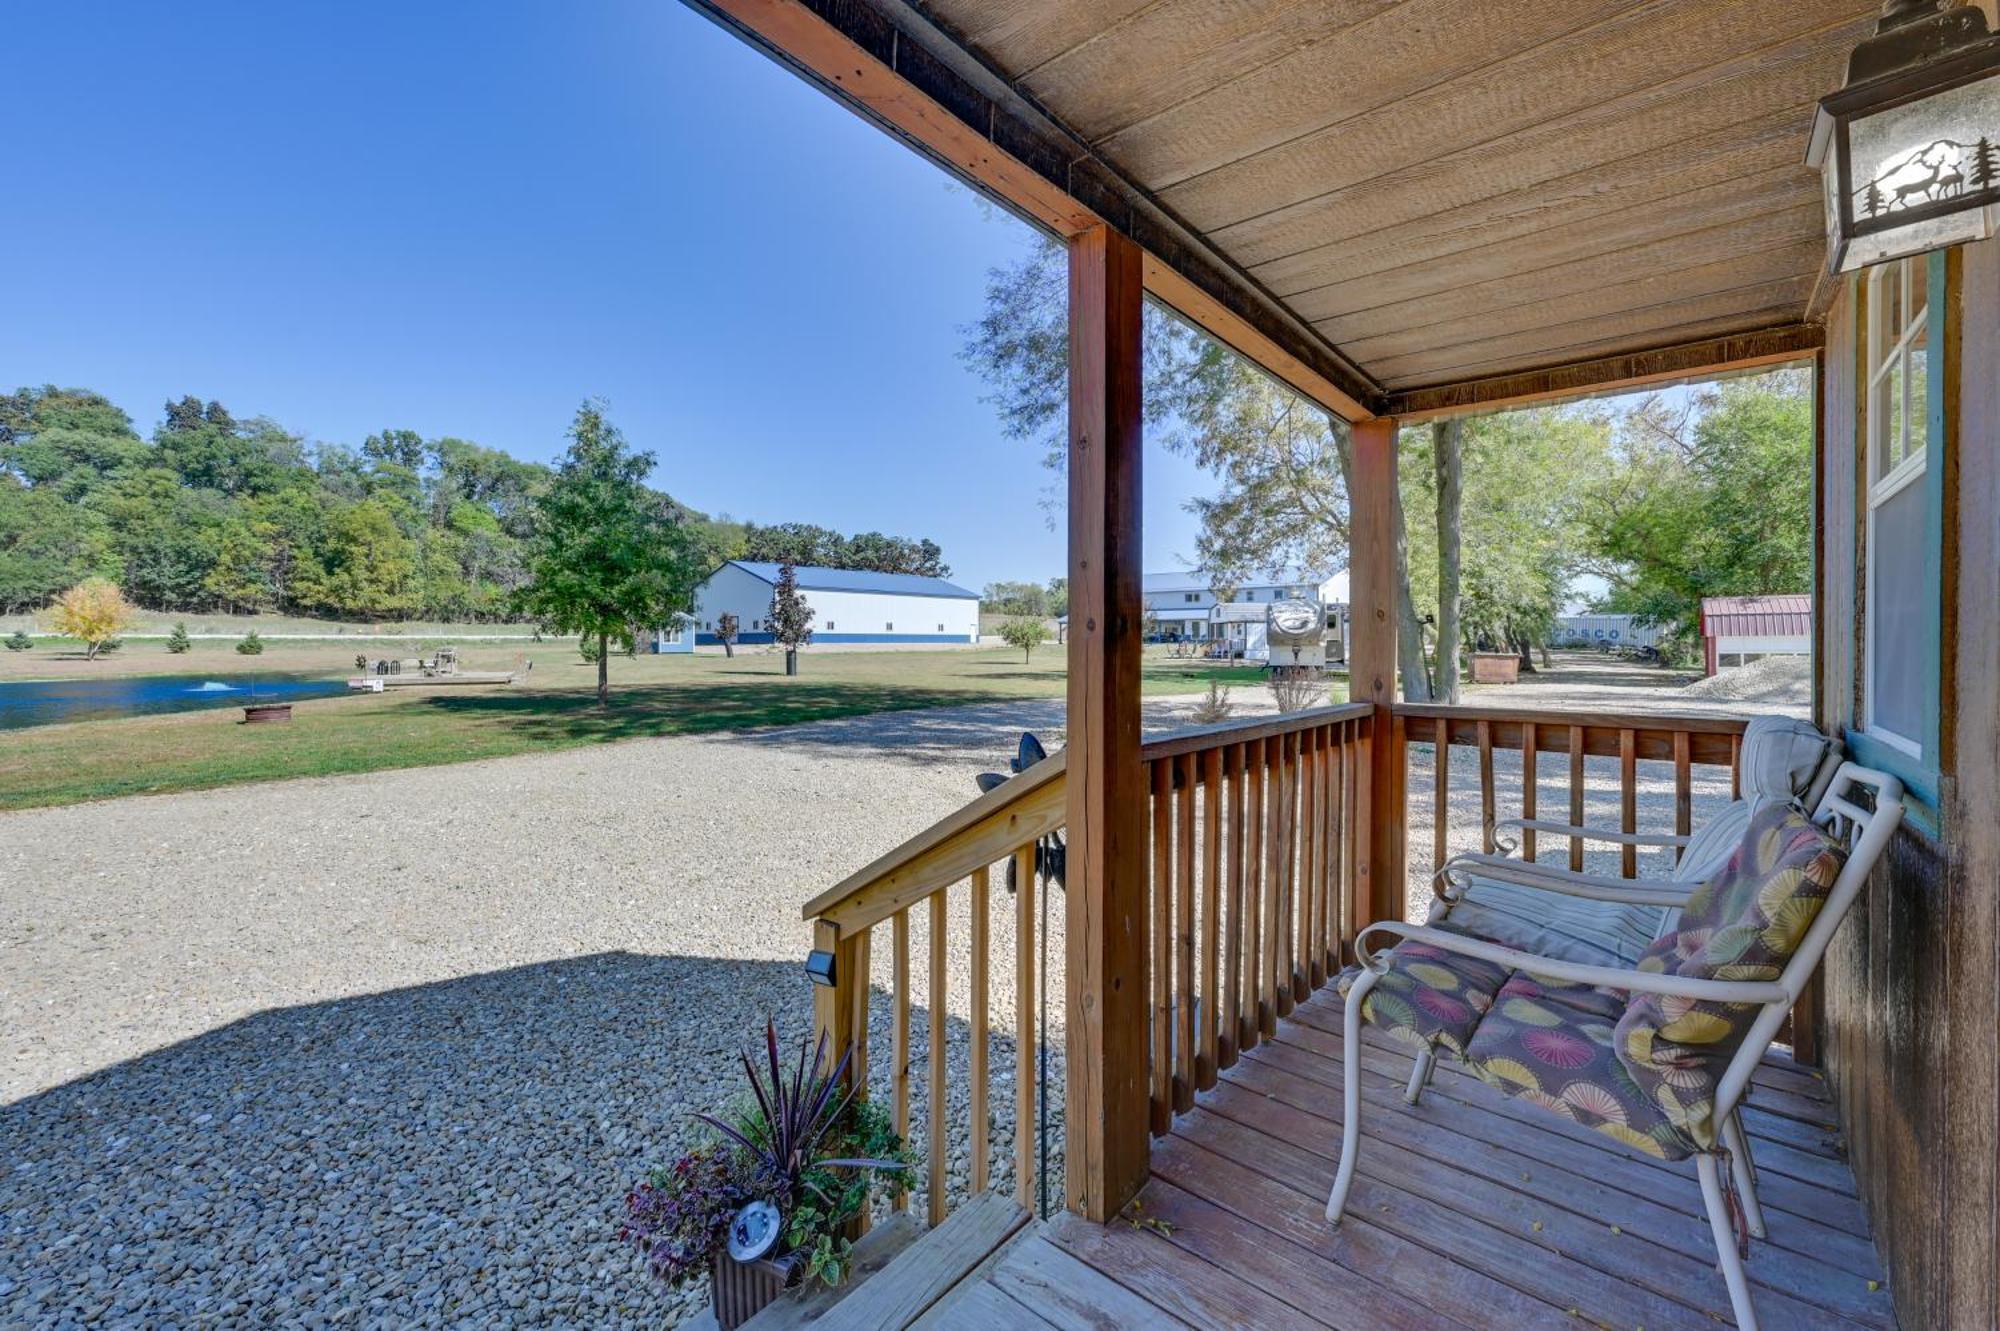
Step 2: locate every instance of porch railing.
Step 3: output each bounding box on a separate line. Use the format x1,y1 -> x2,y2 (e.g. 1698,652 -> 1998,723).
801,699 -> 1762,1230
799,703 -> 1371,1228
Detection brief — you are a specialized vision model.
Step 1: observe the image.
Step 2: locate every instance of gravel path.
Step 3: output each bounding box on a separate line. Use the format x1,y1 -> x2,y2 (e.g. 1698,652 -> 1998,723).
0,692 -> 1247,1329
0,668 -> 1779,1329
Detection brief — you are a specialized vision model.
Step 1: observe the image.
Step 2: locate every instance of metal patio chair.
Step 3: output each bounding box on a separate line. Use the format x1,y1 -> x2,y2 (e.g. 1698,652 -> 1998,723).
1327,763 -> 1905,1331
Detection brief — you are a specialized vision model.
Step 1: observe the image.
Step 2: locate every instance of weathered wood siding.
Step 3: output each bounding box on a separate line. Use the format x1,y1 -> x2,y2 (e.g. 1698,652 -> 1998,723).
1817,232 -> 2000,1329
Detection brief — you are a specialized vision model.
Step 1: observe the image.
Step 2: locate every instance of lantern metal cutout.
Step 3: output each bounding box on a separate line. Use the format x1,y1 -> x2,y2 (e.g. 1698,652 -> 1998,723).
1807,0 -> 2000,273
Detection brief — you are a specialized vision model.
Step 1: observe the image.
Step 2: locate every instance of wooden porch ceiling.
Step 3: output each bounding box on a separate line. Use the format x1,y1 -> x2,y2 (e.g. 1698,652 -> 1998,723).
689,0 -> 1872,419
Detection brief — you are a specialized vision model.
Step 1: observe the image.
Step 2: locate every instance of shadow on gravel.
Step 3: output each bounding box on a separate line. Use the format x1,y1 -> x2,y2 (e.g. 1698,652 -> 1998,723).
0,951 -> 998,1328
411,681 -> 1000,744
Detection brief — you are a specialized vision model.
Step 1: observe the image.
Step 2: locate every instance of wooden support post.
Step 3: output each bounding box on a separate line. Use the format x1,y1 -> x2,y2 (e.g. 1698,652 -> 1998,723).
812,919 -> 856,1083
1063,224 -> 1150,1224
1349,415 -> 1404,929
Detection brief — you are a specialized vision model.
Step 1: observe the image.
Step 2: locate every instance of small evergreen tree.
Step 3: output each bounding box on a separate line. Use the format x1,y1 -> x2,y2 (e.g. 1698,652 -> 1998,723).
716,612 -> 739,658
5,630 -> 33,651
999,616 -> 1048,663
236,630 -> 264,655
166,622 -> 192,653
1974,136 -> 1998,190
768,562 -> 814,676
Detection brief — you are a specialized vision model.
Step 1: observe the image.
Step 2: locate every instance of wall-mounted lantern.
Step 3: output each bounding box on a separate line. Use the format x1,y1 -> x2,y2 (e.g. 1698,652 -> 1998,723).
1808,0 -> 2000,272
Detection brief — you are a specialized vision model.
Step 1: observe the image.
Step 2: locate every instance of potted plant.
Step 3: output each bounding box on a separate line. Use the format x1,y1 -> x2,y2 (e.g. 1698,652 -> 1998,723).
621,1021 -> 910,1329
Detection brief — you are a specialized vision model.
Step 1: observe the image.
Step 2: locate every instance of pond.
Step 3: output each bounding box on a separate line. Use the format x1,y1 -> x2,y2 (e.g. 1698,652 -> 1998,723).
0,674 -> 352,730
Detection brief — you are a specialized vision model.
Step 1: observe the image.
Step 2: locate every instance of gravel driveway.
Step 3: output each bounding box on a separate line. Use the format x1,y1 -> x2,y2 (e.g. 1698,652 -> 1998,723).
0,693 -> 1243,1329
1,669 -> 1778,1329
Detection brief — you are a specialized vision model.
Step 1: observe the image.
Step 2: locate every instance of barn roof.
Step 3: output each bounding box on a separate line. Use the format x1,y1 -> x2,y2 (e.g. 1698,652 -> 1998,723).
1700,594 -> 1814,637
722,561 -> 978,600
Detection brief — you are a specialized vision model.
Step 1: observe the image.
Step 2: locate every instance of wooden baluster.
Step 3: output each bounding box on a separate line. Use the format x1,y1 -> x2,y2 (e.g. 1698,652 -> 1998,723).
1730,732 -> 1743,800
1243,737 -> 1266,1050
1568,726 -> 1586,872
1303,726 -> 1325,990
1672,732 -> 1692,867
1477,720 -> 1496,855
1261,735 -> 1283,1035
1619,728 -> 1638,879
1280,731 -> 1296,1011
928,892 -> 948,1225
1327,723 -> 1347,973
1199,745 -> 1223,1089
1521,722 -> 1538,861
1012,844 -> 1034,1212
1292,730 -> 1312,1003
848,923 -> 873,1235
968,865 -> 989,1195
1222,743 -> 1246,1067
892,907 -> 911,1211
1432,719 -> 1450,874
1173,752 -> 1196,1115
1149,759 -> 1172,1136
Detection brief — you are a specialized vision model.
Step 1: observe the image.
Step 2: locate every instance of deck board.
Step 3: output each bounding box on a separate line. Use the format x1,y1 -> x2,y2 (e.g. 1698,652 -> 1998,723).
934,988 -> 1894,1331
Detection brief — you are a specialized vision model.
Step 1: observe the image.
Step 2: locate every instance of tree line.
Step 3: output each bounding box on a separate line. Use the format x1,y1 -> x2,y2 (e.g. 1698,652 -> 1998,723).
962,238 -> 1815,693
0,387 -> 952,622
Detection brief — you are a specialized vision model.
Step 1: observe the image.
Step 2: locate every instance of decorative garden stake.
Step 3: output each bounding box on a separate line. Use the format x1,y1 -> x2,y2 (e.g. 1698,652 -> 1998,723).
1808,0 -> 2000,272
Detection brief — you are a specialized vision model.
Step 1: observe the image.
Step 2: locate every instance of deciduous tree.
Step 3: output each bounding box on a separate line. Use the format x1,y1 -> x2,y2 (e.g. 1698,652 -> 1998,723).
516,401 -> 706,705
769,562 -> 814,676
47,576 -> 136,659
999,615 -> 1048,662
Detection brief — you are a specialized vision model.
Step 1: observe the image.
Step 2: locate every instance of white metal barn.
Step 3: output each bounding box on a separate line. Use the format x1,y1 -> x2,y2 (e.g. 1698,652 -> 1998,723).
662,561 -> 980,649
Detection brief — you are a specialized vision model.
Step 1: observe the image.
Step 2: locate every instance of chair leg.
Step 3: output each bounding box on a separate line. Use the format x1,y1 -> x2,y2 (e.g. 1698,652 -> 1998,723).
1404,1046 -> 1435,1105
1722,1110 -> 1766,1240
1696,1152 -> 1760,1331
1325,968 -> 1376,1224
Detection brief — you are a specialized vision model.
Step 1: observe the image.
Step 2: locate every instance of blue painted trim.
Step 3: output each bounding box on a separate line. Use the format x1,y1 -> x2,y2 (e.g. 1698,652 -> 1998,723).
694,632 -> 977,646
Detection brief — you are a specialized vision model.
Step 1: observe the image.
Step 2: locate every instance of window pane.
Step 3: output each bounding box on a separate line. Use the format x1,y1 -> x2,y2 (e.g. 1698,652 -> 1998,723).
1907,319 -> 1930,457
1871,474 -> 1929,747
1886,357 -> 1905,471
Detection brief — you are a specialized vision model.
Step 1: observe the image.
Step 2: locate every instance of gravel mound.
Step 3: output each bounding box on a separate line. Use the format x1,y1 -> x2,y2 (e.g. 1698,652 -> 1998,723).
1681,653 -> 1812,705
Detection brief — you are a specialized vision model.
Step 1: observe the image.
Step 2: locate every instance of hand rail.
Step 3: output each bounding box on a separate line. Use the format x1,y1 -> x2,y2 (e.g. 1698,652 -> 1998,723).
798,702 -> 1374,1232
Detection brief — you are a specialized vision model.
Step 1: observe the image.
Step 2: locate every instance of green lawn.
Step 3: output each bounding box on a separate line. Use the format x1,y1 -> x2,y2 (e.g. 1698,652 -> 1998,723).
1,646 -> 1324,810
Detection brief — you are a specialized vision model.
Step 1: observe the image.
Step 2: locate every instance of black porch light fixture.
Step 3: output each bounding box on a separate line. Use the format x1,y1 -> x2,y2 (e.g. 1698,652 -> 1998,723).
1808,0 -> 2000,272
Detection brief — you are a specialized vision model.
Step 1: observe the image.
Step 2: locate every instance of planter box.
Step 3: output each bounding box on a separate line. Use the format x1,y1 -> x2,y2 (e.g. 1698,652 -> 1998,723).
241,703 -> 293,724
711,1250 -> 801,1330
1469,653 -> 1521,685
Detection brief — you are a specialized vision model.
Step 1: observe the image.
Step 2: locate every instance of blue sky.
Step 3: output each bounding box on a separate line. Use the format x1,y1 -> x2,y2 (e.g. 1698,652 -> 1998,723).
3,0 -> 1222,592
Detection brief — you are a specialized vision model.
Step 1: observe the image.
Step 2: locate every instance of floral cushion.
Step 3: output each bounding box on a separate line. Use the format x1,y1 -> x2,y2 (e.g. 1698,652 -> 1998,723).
1341,939 -> 1510,1058
1612,800 -> 1846,1151
1463,971 -> 1692,1158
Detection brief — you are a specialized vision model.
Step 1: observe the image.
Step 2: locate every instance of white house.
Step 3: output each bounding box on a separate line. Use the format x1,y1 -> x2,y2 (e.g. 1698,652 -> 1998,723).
659,561 -> 981,650
1143,569 -> 1349,658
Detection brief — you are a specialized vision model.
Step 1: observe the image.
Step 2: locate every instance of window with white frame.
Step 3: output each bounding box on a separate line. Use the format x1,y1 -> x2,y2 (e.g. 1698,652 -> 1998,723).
1864,255 -> 1932,759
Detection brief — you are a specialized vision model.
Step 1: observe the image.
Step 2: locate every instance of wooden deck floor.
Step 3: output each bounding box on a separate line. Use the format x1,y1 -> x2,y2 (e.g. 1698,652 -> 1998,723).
925,989 -> 1894,1331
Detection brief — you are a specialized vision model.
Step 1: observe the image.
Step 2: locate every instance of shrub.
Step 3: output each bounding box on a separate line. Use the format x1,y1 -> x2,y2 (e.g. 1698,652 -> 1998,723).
166,623 -> 192,654
5,631 -> 32,652
578,634 -> 602,663
1268,667 -> 1326,714
1191,680 -> 1234,725
236,631 -> 265,656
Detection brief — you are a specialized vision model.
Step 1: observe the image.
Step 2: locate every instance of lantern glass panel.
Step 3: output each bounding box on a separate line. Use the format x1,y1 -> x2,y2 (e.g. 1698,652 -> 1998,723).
1837,75 -> 2000,269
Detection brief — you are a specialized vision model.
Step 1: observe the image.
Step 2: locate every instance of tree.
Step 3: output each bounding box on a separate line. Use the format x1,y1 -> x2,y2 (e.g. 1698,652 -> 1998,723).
981,580 -> 1049,617
768,562 -> 814,676
999,615 -> 1048,662
166,622 -> 191,653
963,236 -> 1438,698
716,611 -> 740,658
516,400 -> 706,705
1431,419 -> 1465,703
236,630 -> 264,655
47,576 -> 136,659
1580,373 -> 1813,660
1045,576 -> 1069,617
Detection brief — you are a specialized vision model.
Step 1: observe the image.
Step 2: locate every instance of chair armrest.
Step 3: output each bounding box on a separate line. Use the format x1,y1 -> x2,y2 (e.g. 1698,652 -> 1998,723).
1353,921 -> 1790,1005
1493,817 -> 1690,849
1441,853 -> 1695,908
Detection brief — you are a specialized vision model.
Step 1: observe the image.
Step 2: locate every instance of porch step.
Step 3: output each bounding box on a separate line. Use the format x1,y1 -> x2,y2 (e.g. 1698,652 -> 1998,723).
797,1192 -> 1030,1331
